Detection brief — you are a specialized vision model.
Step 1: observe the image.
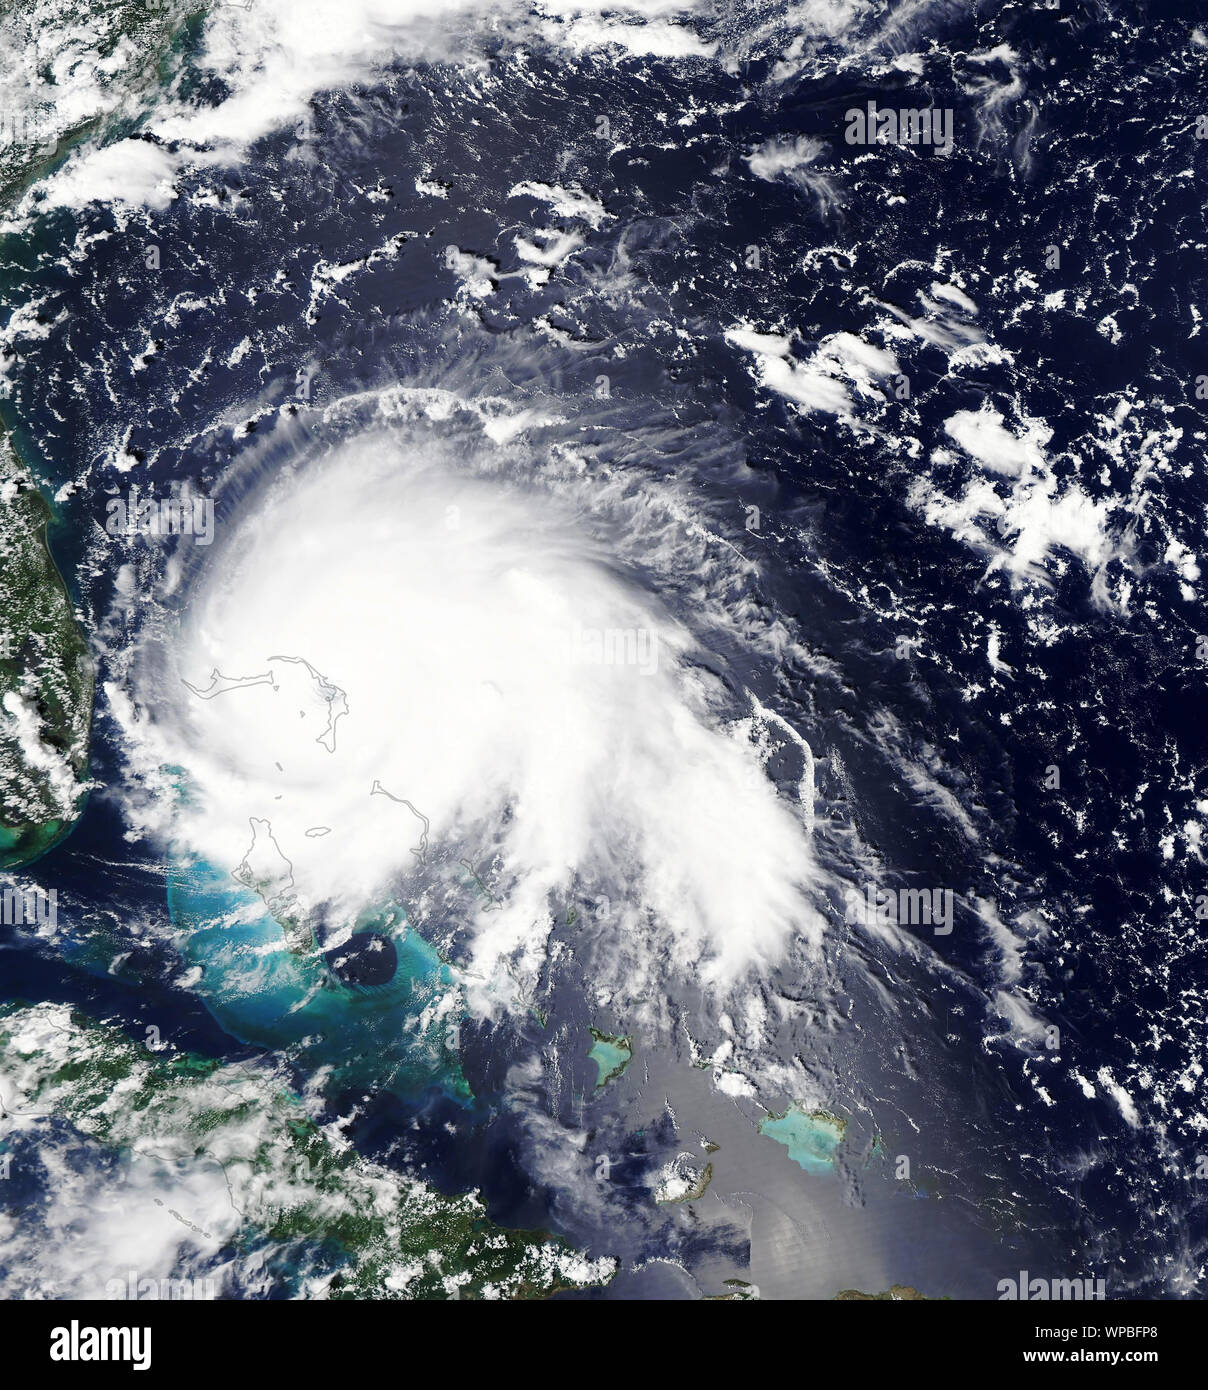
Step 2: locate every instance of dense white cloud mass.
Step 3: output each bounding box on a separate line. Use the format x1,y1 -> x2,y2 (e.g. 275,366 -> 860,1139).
116,418 -> 820,1012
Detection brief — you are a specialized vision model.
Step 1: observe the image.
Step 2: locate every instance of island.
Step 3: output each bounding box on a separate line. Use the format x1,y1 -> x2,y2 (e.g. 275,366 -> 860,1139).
758,1103 -> 847,1174
588,1028 -> 633,1090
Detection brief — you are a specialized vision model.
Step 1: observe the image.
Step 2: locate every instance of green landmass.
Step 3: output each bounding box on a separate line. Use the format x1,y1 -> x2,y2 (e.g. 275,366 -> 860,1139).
0,1001 -> 616,1299
655,1159 -> 713,1205
0,0 -> 202,212
0,2 -> 215,868
0,431 -> 92,869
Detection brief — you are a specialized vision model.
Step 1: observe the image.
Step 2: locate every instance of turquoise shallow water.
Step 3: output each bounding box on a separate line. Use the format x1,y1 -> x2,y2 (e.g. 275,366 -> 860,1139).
167,850 -> 471,1105
588,1030 -> 632,1090
758,1106 -> 845,1176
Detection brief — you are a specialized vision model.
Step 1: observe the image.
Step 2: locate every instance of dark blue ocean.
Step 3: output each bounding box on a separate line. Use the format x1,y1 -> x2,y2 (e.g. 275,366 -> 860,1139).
2,0 -> 1207,1299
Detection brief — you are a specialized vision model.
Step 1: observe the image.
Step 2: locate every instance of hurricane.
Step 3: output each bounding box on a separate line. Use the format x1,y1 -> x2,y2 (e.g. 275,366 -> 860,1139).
0,0 -> 1205,1317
